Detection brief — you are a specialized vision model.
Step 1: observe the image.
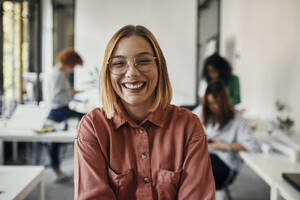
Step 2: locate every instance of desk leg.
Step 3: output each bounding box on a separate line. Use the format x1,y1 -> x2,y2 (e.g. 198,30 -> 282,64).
12,141 -> 18,162
270,186 -> 280,200
39,172 -> 45,200
0,139 -> 3,164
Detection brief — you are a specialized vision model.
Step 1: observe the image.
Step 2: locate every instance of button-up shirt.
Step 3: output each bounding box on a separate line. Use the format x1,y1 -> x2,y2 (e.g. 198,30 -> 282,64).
74,104 -> 215,200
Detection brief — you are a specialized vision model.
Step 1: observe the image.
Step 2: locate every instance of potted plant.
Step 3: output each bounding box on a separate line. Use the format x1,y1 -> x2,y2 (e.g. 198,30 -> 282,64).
275,101 -> 295,135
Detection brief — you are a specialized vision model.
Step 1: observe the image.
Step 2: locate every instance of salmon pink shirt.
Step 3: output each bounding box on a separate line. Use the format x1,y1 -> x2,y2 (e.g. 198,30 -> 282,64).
74,104 -> 215,200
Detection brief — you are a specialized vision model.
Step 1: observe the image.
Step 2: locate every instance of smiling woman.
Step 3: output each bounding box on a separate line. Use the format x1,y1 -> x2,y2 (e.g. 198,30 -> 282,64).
74,25 -> 215,200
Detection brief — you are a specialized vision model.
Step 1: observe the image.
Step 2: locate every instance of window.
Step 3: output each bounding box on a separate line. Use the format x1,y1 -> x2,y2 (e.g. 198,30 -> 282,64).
0,0 -> 41,117
53,0 -> 75,86
53,0 -> 75,59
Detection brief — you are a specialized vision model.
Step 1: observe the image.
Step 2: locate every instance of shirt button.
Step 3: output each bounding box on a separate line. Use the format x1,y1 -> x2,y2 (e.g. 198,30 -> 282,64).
141,153 -> 147,159
143,177 -> 151,184
138,129 -> 144,134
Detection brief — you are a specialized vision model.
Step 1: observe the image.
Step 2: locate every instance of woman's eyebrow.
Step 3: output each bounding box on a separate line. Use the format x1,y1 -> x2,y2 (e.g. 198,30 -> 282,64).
135,52 -> 153,57
110,55 -> 126,59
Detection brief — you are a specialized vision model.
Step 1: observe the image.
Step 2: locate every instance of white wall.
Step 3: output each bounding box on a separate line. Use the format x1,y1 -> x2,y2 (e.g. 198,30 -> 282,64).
42,0 -> 53,73
220,0 -> 300,133
198,0 -> 219,78
74,0 -> 197,107
41,0 -> 53,103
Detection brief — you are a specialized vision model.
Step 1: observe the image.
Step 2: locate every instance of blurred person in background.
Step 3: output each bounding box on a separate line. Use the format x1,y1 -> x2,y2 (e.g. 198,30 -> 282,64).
193,81 -> 261,190
199,53 -> 241,106
46,48 -> 85,182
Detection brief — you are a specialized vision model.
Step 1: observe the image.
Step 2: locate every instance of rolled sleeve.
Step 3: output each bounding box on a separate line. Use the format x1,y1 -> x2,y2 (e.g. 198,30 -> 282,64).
177,116 -> 215,200
74,116 -> 116,200
236,119 -> 262,153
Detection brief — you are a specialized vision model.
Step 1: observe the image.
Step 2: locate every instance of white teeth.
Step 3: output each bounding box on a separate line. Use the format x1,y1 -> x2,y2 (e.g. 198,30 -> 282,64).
124,83 -> 144,89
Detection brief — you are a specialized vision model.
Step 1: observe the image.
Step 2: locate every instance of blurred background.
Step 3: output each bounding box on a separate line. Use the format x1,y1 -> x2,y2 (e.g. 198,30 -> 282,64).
0,0 -> 299,199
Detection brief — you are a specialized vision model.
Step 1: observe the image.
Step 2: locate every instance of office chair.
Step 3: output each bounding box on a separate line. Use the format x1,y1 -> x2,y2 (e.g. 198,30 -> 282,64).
218,169 -> 238,200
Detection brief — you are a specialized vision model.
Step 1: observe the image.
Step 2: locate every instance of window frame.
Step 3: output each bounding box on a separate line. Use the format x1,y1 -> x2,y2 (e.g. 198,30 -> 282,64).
0,0 -> 42,111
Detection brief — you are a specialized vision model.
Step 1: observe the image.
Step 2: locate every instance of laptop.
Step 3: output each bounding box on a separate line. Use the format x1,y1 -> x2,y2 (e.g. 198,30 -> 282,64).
282,173 -> 300,192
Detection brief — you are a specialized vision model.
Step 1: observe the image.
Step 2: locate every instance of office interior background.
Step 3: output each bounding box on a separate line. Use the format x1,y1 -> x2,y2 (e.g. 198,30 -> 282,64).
0,0 -> 300,199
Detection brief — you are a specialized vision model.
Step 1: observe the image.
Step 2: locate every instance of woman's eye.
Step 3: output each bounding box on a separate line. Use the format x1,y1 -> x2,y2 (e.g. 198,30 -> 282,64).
137,59 -> 151,65
112,61 -> 126,67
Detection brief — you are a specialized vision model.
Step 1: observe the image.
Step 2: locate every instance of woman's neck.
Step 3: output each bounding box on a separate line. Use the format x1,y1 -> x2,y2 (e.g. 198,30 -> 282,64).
122,100 -> 153,124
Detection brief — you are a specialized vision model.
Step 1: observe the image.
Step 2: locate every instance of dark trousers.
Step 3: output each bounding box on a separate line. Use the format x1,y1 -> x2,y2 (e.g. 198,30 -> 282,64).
210,153 -> 237,190
47,106 -> 85,170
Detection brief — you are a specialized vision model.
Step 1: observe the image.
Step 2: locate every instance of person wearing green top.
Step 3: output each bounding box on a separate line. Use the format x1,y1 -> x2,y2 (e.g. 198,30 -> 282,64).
199,53 -> 241,105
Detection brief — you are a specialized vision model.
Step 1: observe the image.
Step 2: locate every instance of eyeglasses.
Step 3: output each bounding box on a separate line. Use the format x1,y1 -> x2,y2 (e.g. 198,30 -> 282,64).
108,54 -> 158,75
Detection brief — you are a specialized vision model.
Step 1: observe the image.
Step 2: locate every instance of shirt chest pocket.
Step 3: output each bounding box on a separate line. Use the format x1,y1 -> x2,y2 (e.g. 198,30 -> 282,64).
156,168 -> 182,200
108,168 -> 135,200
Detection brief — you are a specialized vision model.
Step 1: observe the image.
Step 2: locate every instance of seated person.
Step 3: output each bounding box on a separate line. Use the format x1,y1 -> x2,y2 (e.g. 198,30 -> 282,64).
199,53 -> 241,106
74,25 -> 215,200
46,48 -> 85,182
193,81 -> 261,189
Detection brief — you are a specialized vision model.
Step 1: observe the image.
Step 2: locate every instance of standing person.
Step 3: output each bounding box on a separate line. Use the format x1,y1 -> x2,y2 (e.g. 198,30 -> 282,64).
199,53 -> 241,106
46,48 -> 85,182
74,25 -> 215,200
193,81 -> 261,190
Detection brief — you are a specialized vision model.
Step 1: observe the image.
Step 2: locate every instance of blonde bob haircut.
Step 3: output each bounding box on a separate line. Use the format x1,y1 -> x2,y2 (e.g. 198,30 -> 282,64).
101,25 -> 172,119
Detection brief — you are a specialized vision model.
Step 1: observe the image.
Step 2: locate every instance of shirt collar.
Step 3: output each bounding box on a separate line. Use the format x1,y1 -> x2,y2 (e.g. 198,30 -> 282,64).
112,103 -> 130,129
112,102 -> 168,129
144,107 -> 165,128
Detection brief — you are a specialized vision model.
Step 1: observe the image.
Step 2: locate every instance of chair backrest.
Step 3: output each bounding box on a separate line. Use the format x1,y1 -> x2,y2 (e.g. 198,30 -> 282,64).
219,169 -> 238,190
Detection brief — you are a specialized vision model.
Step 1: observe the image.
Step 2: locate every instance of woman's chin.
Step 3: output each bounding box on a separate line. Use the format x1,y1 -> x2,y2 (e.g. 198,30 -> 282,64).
121,96 -> 153,108
122,98 -> 145,106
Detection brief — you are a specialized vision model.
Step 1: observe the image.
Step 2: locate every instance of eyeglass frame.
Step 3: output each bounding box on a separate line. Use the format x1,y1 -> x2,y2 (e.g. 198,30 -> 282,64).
107,54 -> 158,75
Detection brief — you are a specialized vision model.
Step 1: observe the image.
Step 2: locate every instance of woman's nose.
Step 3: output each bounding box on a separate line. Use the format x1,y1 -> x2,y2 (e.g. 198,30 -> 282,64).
124,61 -> 141,77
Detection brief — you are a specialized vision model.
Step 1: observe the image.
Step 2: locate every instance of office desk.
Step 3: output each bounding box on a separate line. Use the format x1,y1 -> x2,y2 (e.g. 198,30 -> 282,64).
0,127 -> 76,165
240,152 -> 300,200
0,104 -> 77,164
0,166 -> 44,200
0,128 -> 75,143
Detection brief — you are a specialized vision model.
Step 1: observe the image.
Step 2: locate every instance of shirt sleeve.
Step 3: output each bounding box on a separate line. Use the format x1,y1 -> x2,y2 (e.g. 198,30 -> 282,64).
177,116 -> 215,200
74,115 -> 117,200
235,117 -> 262,153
